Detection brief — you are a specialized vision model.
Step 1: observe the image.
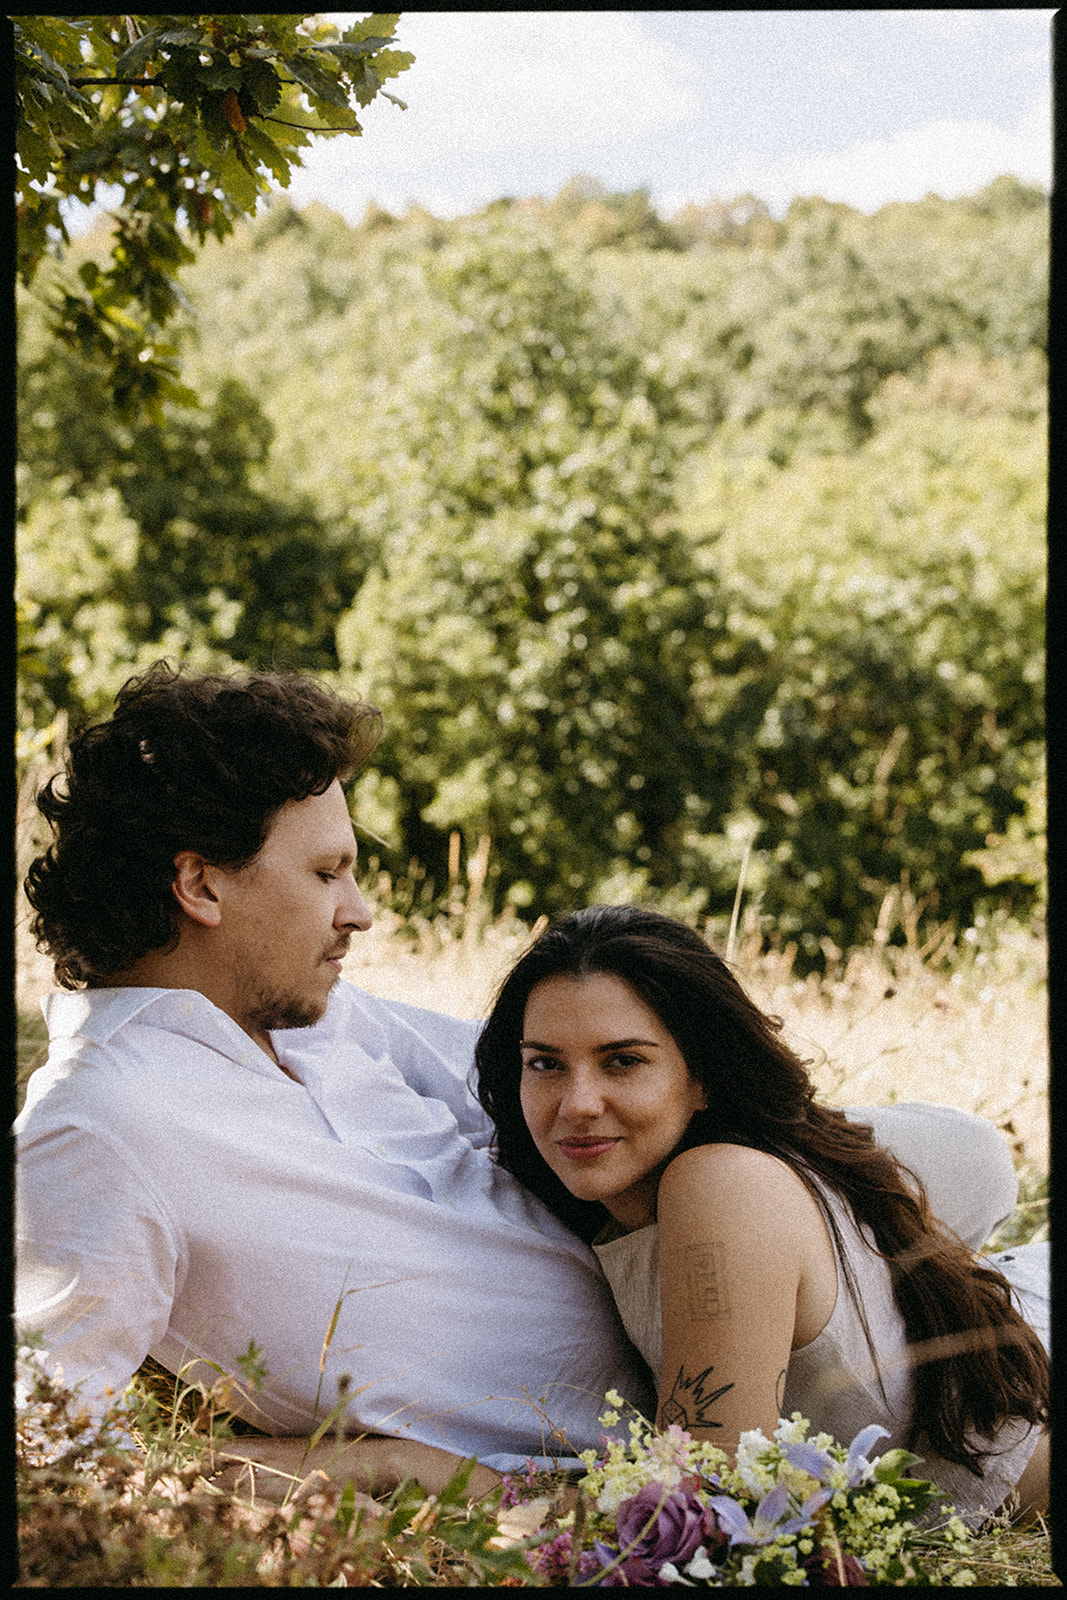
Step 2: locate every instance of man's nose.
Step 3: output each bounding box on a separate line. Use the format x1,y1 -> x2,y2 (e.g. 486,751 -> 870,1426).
339,877 -> 373,932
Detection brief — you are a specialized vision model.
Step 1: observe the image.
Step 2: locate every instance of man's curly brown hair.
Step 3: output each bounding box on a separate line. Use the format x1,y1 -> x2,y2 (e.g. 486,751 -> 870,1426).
25,662 -> 383,989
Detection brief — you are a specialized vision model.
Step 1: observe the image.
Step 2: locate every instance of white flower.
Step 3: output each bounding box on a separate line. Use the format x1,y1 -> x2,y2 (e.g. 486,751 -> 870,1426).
773,1414 -> 810,1445
735,1428 -> 776,1494
684,1547 -> 718,1580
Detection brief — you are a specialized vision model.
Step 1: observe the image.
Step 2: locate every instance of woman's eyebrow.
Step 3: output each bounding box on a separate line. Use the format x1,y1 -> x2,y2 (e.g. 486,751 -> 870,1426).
595,1037 -> 659,1051
519,1037 -> 660,1051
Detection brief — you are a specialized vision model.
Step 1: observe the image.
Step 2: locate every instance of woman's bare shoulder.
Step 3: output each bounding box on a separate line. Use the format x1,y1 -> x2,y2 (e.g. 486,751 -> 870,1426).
659,1142 -> 813,1204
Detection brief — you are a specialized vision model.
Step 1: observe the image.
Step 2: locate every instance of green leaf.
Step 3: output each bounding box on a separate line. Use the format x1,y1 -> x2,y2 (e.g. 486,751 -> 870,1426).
195,64 -> 244,95
242,123 -> 292,187
215,144 -> 261,212
157,28 -> 206,50
341,14 -> 401,45
381,1477 -> 430,1538
114,29 -> 166,81
15,124 -> 54,184
367,48 -> 416,85
241,58 -> 283,115
311,38 -> 394,59
306,1390 -> 353,1452
334,1477 -> 358,1535
100,303 -> 147,335
433,1455 -> 480,1509
872,1448 -> 927,1482
279,52 -> 352,111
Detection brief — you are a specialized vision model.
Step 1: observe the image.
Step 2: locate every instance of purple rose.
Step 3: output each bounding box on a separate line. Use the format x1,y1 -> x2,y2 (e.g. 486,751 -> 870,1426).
614,1481 -> 712,1573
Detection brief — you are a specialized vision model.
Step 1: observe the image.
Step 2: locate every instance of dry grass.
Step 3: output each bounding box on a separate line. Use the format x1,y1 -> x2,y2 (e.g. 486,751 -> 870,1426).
732,919 -> 1049,1173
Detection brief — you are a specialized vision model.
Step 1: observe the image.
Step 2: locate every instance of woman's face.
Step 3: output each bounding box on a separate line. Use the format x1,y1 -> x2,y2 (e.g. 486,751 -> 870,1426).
519,971 -> 706,1231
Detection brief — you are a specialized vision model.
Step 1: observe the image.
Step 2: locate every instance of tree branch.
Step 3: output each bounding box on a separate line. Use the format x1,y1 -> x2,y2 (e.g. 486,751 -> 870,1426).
260,114 -> 361,133
63,80 -> 362,134
67,77 -> 157,88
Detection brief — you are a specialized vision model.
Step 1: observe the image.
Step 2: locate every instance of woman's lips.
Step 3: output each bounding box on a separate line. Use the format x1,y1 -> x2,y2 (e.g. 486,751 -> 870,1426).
557,1137 -> 620,1160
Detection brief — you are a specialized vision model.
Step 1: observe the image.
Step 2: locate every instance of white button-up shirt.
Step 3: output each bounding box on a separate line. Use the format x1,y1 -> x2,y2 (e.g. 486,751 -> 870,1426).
15,981 -> 654,1468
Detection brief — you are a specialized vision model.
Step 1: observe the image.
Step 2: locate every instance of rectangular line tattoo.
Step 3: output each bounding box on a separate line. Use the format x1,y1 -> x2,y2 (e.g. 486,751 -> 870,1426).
685,1240 -> 730,1321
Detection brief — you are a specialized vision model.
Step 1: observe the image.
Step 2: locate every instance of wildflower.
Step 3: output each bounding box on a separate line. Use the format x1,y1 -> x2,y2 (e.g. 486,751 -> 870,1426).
779,1424 -> 890,1492
642,1422 -> 701,1491
774,1414 -> 811,1446
615,1480 -> 722,1567
708,1480 -> 833,1549
734,1428 -> 777,1494
685,1545 -> 720,1580
531,1528 -> 602,1584
739,1551 -> 761,1584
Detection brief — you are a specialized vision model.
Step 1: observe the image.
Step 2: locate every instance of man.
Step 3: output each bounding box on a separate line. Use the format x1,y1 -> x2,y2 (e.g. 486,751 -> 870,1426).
16,663 -> 1019,1502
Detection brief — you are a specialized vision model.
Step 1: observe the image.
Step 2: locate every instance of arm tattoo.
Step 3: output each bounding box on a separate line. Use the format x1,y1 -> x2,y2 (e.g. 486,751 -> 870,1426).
660,1363 -> 736,1431
684,1241 -> 731,1321
776,1367 -> 787,1413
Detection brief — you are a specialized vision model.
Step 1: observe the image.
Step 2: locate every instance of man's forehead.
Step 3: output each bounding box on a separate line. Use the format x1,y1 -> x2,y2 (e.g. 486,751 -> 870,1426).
263,783 -> 357,851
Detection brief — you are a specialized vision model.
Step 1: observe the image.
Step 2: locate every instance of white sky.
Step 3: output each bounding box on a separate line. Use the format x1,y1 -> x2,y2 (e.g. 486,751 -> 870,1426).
276,9 -> 1055,221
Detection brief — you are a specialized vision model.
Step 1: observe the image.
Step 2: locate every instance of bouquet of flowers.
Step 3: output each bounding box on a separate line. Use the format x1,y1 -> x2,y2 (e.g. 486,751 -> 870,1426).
511,1395 -> 978,1587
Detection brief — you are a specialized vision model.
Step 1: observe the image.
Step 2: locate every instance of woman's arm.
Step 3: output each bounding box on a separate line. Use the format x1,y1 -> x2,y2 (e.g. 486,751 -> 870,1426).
655,1143 -> 832,1461
207,1432 -> 503,1505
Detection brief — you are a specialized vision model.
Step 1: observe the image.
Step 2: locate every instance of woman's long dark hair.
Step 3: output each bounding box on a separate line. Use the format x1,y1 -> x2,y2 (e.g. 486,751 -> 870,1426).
474,904 -> 1048,1475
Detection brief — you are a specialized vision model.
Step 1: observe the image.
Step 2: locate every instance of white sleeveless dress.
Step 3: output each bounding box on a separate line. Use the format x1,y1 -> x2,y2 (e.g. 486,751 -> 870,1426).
592,1180 -> 1048,1526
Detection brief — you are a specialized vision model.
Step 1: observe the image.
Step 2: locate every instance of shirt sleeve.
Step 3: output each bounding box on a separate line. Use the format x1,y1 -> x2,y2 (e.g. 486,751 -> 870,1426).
16,1118 -> 182,1428
340,986 -> 494,1145
847,1102 -> 1018,1250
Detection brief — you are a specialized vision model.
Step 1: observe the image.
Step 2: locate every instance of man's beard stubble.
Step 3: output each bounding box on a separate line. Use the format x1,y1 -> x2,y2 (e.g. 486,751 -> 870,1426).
245,980 -> 331,1036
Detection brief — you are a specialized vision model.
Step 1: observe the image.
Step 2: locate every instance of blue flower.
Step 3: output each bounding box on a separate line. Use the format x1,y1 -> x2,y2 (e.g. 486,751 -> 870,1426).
706,1480 -> 832,1548
780,1424 -> 890,1489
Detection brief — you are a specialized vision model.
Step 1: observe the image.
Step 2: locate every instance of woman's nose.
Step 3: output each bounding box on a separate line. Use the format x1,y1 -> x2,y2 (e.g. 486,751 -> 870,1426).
559,1068 -> 605,1120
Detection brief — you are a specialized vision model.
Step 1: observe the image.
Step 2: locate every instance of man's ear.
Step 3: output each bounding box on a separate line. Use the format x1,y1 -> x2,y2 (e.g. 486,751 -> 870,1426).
171,851 -> 223,928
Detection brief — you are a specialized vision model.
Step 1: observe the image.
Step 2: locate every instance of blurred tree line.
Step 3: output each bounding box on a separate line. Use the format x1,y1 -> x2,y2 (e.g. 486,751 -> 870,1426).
17,172 -> 1047,962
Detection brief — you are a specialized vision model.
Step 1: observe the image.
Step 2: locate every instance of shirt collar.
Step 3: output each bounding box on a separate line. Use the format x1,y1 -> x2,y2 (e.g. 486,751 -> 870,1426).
41,987 -> 279,1077
42,985 -> 174,1044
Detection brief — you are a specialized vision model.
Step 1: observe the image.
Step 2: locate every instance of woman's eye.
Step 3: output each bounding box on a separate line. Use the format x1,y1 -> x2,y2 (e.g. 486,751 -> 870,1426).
606,1053 -> 643,1071
318,871 -> 338,882
522,1055 -> 561,1073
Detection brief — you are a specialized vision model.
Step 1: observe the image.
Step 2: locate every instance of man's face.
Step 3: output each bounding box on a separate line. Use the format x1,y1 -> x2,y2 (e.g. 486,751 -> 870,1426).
210,779 -> 372,1047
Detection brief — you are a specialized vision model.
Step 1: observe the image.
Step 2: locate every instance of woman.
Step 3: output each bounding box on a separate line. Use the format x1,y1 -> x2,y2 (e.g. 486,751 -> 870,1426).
474,905 -> 1049,1526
